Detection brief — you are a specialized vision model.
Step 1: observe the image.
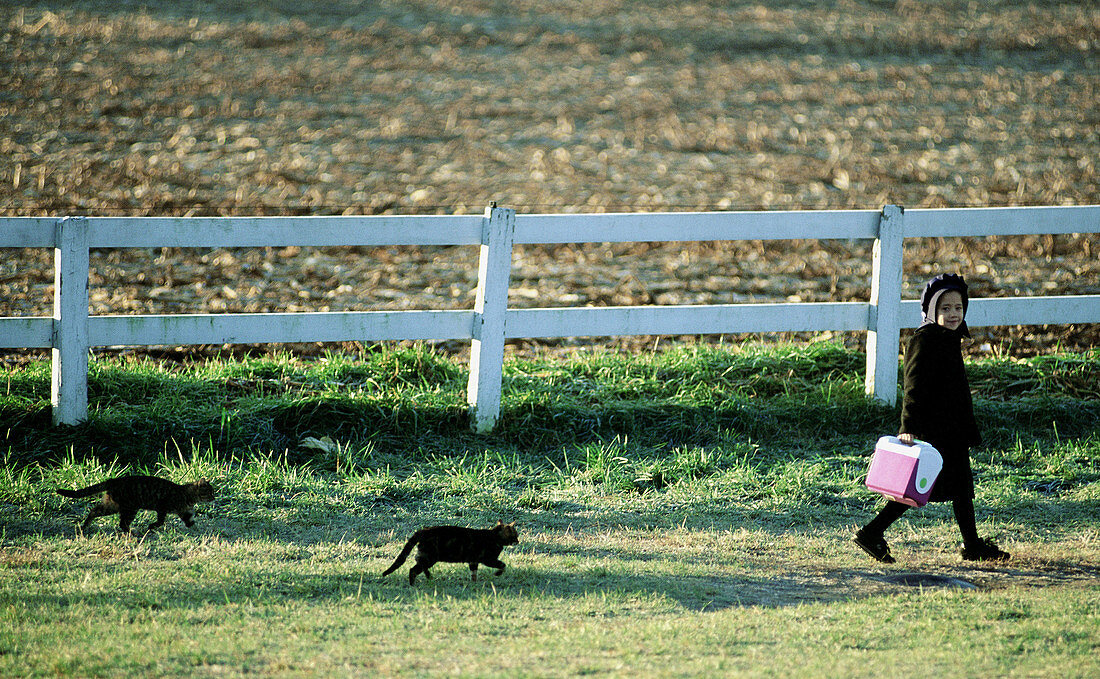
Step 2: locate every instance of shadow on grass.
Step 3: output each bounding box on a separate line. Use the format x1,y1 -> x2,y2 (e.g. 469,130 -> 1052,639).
7,521 -> 1099,614
8,395 -> 1096,472
18,555 -> 1096,616
7,365 -> 1098,469
4,396 -> 900,469
376,567 -> 901,611
0,553 -> 933,613
367,551 -> 1100,612
10,473 -> 1098,614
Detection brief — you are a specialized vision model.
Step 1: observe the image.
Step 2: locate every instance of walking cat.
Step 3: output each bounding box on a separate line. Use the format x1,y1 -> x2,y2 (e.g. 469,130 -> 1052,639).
57,475 -> 216,532
382,520 -> 519,585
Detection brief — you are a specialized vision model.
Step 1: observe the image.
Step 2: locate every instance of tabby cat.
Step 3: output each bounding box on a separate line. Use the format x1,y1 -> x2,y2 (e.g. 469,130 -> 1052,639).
57,475 -> 216,532
382,520 -> 519,585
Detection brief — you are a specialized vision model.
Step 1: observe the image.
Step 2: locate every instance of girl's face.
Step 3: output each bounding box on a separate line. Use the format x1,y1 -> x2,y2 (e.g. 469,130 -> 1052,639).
935,290 -> 965,330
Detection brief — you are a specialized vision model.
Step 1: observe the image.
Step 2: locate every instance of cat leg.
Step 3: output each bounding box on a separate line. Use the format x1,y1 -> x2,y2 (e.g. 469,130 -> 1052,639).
409,558 -> 434,585
118,508 -> 139,533
469,563 -> 478,581
483,558 -> 507,576
81,501 -> 118,528
179,511 -> 196,528
409,565 -> 432,585
147,511 -> 167,531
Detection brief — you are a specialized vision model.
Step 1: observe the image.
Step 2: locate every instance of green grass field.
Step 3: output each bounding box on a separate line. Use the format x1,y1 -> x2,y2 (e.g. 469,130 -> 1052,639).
2,342 -> 1099,677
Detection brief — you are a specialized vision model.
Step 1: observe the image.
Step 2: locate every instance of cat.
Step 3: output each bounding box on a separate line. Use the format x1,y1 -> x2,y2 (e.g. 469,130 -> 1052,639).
382,520 -> 519,585
57,475 -> 216,533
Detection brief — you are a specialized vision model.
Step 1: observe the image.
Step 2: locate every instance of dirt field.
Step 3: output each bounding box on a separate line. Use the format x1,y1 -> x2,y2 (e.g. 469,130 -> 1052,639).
2,1 -> 1098,357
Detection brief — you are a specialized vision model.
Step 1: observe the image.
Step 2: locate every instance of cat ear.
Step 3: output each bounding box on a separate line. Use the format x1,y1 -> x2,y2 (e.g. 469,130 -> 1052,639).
495,519 -> 503,526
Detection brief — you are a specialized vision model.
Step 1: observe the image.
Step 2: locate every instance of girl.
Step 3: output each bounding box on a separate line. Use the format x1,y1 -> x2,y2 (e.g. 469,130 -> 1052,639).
854,273 -> 1009,562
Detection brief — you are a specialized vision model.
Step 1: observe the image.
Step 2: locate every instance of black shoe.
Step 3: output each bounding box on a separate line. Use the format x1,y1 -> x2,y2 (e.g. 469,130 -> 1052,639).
961,538 -> 1010,561
853,529 -> 896,563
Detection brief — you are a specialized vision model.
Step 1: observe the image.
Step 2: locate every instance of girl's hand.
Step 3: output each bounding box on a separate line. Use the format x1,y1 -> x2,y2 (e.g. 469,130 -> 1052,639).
898,433 -> 915,444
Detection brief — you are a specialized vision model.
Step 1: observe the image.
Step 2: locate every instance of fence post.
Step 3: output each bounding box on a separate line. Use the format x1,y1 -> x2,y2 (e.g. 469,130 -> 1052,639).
52,216 -> 90,425
467,204 -> 515,433
865,204 -> 904,405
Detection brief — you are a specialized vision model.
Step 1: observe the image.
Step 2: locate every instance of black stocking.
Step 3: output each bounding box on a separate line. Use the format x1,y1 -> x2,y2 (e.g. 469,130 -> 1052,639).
862,501 -> 910,537
952,496 -> 980,546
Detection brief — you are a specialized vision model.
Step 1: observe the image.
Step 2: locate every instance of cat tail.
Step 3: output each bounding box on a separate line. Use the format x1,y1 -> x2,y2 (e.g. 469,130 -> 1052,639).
382,532 -> 421,576
56,481 -> 112,498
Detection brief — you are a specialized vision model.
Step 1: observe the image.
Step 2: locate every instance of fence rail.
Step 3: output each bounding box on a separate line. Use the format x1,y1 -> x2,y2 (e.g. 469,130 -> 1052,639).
2,205 -> 1098,431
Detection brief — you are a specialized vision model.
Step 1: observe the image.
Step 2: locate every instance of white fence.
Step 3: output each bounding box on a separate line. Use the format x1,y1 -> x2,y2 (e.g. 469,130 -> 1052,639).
2,205 -> 1098,432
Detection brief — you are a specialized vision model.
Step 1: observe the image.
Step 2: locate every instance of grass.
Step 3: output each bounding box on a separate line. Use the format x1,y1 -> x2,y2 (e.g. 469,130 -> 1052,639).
1,341 -> 1099,677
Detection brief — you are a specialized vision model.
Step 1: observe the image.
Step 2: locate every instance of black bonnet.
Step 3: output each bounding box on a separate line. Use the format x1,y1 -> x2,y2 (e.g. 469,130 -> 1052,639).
920,273 -> 969,315
919,273 -> 970,336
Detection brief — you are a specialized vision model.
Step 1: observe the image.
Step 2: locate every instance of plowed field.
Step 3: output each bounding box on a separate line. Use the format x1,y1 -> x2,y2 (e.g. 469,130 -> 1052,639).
2,2 -> 1098,357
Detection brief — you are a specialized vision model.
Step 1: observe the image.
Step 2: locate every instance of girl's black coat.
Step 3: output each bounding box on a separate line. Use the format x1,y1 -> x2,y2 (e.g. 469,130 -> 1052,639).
900,323 -> 980,501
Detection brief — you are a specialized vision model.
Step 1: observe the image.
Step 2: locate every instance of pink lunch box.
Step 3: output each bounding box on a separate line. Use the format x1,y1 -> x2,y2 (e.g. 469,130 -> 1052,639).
865,436 -> 943,507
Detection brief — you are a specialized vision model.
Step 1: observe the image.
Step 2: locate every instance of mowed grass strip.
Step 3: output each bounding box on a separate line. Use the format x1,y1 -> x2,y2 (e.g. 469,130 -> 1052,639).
1,342 -> 1098,677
